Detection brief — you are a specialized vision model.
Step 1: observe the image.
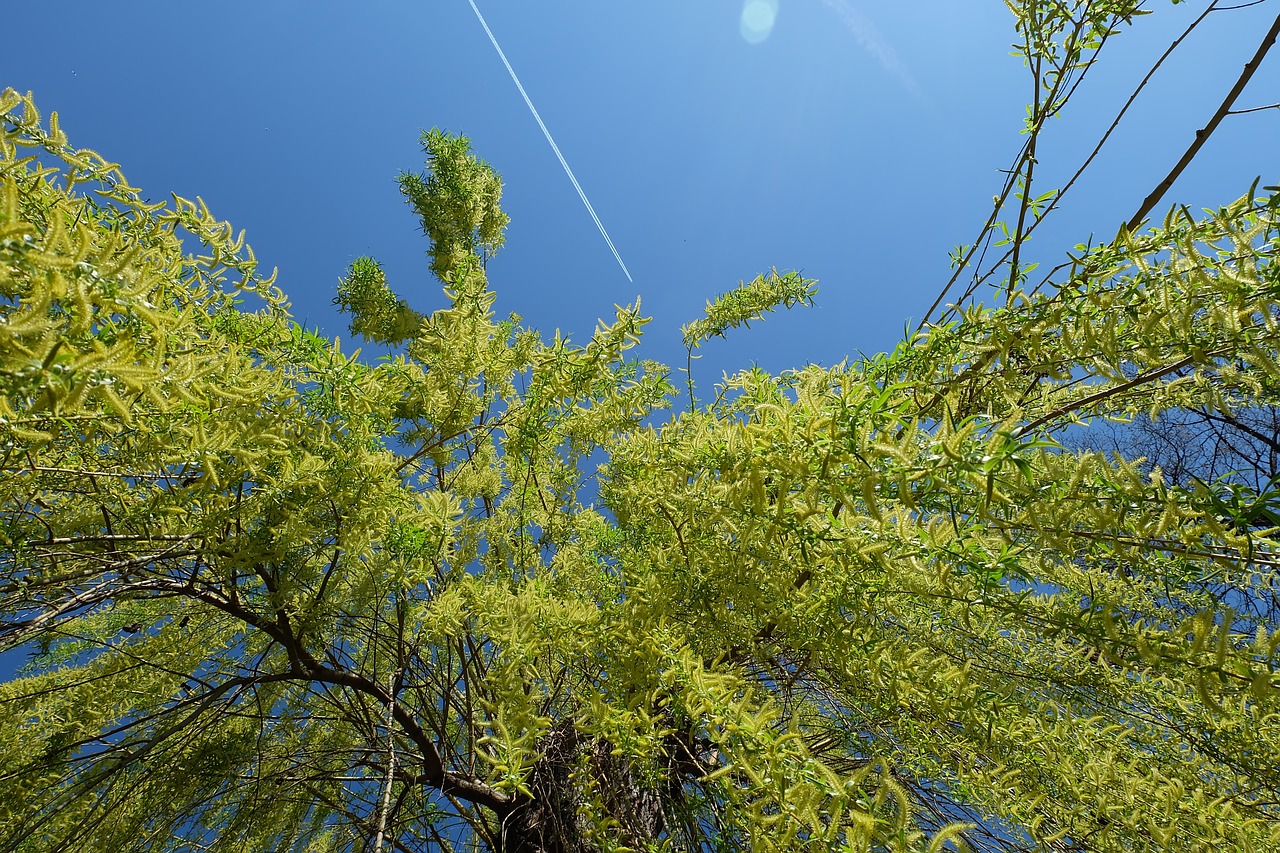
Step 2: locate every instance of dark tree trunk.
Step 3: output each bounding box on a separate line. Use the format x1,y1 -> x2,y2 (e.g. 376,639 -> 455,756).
496,721 -> 667,853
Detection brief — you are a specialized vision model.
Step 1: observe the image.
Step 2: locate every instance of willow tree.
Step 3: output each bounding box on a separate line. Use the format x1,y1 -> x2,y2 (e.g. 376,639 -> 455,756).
3,3 -> 1280,852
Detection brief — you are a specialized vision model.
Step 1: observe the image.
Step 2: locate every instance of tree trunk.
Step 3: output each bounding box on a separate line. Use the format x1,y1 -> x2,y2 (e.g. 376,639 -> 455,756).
497,721 -> 666,853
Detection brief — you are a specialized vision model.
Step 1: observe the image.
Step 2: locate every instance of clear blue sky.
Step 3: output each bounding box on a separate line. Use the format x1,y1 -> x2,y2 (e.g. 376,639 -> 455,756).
3,0 -> 1277,384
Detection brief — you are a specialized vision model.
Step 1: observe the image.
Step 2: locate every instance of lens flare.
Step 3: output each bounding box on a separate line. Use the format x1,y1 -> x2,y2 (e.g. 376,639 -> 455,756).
740,0 -> 779,44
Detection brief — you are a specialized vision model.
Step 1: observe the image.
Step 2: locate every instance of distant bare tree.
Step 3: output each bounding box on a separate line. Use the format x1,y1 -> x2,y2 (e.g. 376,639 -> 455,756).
1081,405 -> 1280,495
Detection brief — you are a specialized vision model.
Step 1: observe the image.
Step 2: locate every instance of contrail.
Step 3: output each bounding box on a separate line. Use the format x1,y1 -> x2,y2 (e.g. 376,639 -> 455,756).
465,0 -> 633,283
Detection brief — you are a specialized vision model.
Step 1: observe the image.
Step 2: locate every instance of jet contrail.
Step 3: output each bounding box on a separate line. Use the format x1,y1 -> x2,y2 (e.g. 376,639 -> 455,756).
465,0 -> 633,283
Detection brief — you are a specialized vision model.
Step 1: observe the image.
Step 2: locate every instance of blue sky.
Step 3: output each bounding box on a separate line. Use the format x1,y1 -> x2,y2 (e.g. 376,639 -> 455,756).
4,0 -> 1277,386
1,0 -> 1278,779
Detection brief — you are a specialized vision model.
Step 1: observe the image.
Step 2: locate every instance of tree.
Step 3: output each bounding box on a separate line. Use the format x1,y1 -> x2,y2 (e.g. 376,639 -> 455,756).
2,2 -> 1280,850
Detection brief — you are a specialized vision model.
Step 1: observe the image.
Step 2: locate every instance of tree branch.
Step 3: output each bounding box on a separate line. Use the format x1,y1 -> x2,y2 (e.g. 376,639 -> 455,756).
1126,9 -> 1280,233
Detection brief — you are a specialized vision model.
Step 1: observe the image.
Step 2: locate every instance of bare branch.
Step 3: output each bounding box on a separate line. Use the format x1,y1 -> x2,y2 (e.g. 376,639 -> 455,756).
1126,9 -> 1280,233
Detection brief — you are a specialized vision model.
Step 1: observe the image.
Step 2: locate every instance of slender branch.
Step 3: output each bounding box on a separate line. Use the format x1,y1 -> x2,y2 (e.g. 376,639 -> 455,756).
32,533 -> 198,545
374,670 -> 400,853
1126,9 -> 1280,233
1008,10 -> 1046,303
6,465 -> 177,480
1016,352 -> 1205,437
1227,101 -> 1280,115
1007,110 -> 1039,301
686,345 -> 697,412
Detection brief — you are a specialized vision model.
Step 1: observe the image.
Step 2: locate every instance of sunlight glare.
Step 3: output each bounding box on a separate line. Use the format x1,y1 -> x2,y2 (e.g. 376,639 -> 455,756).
740,0 -> 779,44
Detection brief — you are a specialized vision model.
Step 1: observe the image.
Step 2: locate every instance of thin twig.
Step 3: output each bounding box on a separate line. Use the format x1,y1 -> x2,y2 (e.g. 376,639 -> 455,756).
373,670 -> 400,853
1227,101 -> 1280,115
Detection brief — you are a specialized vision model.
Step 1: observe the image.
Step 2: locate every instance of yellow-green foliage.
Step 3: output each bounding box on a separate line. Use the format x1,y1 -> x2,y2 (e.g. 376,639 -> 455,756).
3,8 -> 1280,848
